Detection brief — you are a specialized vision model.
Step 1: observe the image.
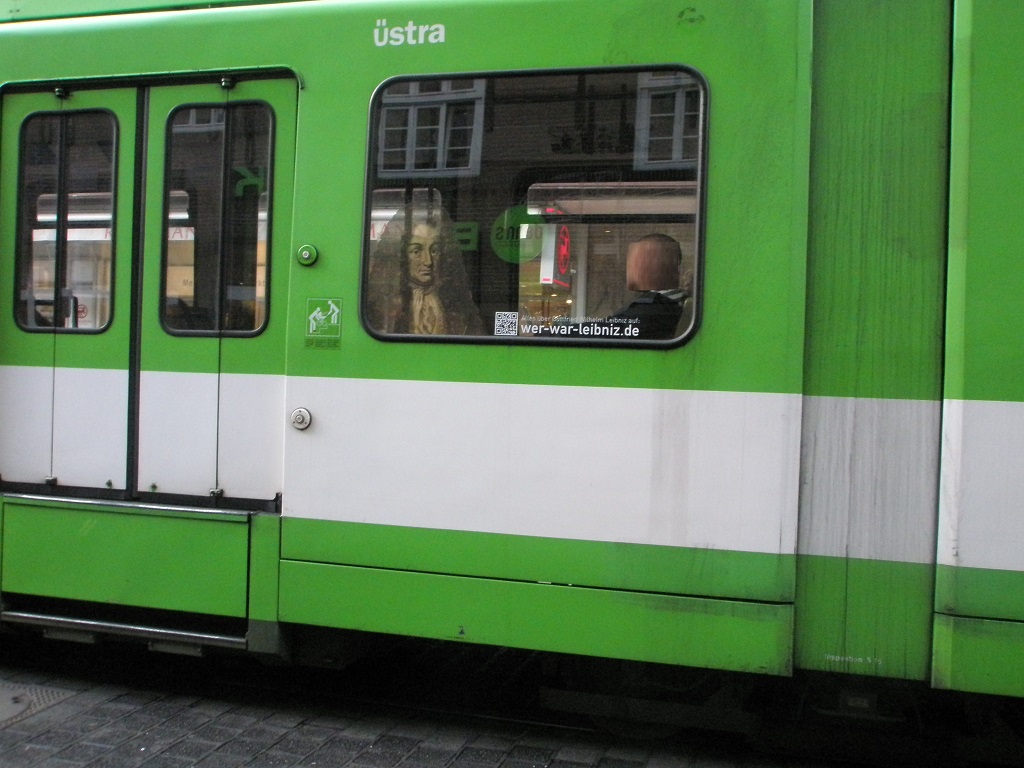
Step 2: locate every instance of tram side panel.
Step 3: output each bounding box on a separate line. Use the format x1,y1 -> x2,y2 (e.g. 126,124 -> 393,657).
0,0 -> 1021,704
278,0 -> 811,675
3,0 -> 997,696
794,0 -> 950,683
934,0 -> 1024,698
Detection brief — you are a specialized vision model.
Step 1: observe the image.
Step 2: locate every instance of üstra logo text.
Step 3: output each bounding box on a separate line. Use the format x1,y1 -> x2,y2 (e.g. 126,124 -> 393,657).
374,19 -> 447,46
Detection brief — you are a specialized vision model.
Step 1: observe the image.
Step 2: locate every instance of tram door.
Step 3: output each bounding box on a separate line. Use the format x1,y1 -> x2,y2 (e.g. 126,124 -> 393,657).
0,88 -> 137,490
137,80 -> 296,502
0,79 -> 296,501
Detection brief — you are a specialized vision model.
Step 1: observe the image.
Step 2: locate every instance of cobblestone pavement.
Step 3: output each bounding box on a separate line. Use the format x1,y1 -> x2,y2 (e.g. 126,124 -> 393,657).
0,634 -> 1007,768
0,637 -> 796,768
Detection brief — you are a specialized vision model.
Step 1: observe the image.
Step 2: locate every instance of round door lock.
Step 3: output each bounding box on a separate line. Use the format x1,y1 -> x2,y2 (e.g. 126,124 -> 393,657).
290,407 -> 312,430
296,244 -> 319,266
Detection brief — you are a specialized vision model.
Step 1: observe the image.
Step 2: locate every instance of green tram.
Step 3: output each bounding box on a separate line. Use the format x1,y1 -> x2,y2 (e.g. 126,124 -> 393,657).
0,0 -> 1021,720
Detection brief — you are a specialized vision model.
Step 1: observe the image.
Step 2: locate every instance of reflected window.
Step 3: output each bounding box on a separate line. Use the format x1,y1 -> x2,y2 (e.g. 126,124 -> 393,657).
364,68 -> 705,346
162,102 -> 273,334
378,79 -> 485,177
634,72 -> 702,170
15,111 -> 117,332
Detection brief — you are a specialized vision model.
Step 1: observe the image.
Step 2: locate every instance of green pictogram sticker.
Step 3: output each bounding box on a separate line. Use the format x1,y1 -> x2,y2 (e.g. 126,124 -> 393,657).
306,298 -> 341,349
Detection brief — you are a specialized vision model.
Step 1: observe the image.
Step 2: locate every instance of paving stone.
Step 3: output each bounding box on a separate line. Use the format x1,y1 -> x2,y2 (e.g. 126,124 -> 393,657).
88,702 -> 143,721
450,760 -> 501,768
296,754 -> 352,768
597,755 -> 647,768
159,738 -> 219,760
552,747 -> 604,766
214,737 -> 272,759
271,733 -> 327,758
210,713 -> 261,730
340,717 -> 398,741
167,710 -> 214,729
190,724 -> 244,743
52,740 -> 113,763
508,745 -> 554,764
455,746 -> 507,765
353,753 -> 403,768
264,712 -> 307,729
0,742 -> 60,765
81,725 -> 140,748
0,725 -> 33,742
189,701 -> 237,718
405,745 -> 459,766
303,736 -> 368,762
193,753 -> 248,768
303,742 -> 354,761
28,728 -> 88,749
109,693 -> 161,707
79,750 -> 149,768
245,749 -> 301,768
140,755 -> 194,768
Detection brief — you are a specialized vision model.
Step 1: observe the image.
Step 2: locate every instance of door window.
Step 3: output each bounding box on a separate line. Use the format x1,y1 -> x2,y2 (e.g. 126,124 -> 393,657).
15,111 -> 117,332
161,103 -> 274,334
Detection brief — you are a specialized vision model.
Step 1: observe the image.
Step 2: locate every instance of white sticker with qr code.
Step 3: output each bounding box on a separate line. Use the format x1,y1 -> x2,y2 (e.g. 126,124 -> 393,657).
493,311 -> 519,336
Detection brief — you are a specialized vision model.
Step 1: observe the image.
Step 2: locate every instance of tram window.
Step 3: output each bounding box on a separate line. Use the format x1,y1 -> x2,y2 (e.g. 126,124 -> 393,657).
161,103 -> 274,335
15,111 -> 117,332
362,68 -> 705,345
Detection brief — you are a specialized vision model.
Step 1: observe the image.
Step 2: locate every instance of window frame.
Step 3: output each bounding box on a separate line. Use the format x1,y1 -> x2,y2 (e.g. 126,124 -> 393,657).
363,66 -> 708,349
14,108 -> 119,334
158,99 -> 276,338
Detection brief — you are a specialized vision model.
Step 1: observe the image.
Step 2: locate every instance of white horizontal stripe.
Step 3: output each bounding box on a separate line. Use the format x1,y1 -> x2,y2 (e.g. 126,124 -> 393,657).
0,365 -> 55,483
6,365 -> 961,567
139,371 -> 284,499
217,373 -> 285,498
52,366 -> 128,488
798,396 -> 940,563
282,378 -> 802,554
0,365 -> 127,488
939,399 -> 1024,571
138,371 -> 219,495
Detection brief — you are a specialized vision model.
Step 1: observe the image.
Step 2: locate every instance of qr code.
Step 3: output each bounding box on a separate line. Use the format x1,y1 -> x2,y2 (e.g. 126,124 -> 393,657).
493,311 -> 519,336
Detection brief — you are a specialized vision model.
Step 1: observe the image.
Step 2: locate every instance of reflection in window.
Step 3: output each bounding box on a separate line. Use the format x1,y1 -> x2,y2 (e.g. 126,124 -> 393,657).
15,112 -> 117,331
365,188 -> 482,335
634,72 -> 702,170
162,103 -> 273,334
364,69 -> 705,345
378,79 -> 485,177
520,182 -> 697,339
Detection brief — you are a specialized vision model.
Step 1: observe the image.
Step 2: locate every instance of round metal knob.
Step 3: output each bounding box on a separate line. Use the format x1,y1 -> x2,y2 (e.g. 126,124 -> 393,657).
290,408 -> 312,430
296,244 -> 319,266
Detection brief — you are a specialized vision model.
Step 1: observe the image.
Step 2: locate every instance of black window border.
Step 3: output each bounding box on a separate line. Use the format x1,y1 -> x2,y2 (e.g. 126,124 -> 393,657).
360,64 -> 708,350
158,98 -> 277,339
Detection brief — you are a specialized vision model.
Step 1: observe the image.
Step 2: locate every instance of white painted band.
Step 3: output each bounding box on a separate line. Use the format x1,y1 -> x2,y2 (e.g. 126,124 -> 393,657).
0,365 -> 128,488
939,398 -> 1024,571
138,371 -> 284,499
798,395 -> 940,564
282,377 -> 802,554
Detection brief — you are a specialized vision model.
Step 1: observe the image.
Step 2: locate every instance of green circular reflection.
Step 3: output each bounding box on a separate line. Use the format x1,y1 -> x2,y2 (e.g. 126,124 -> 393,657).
491,205 -> 544,264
